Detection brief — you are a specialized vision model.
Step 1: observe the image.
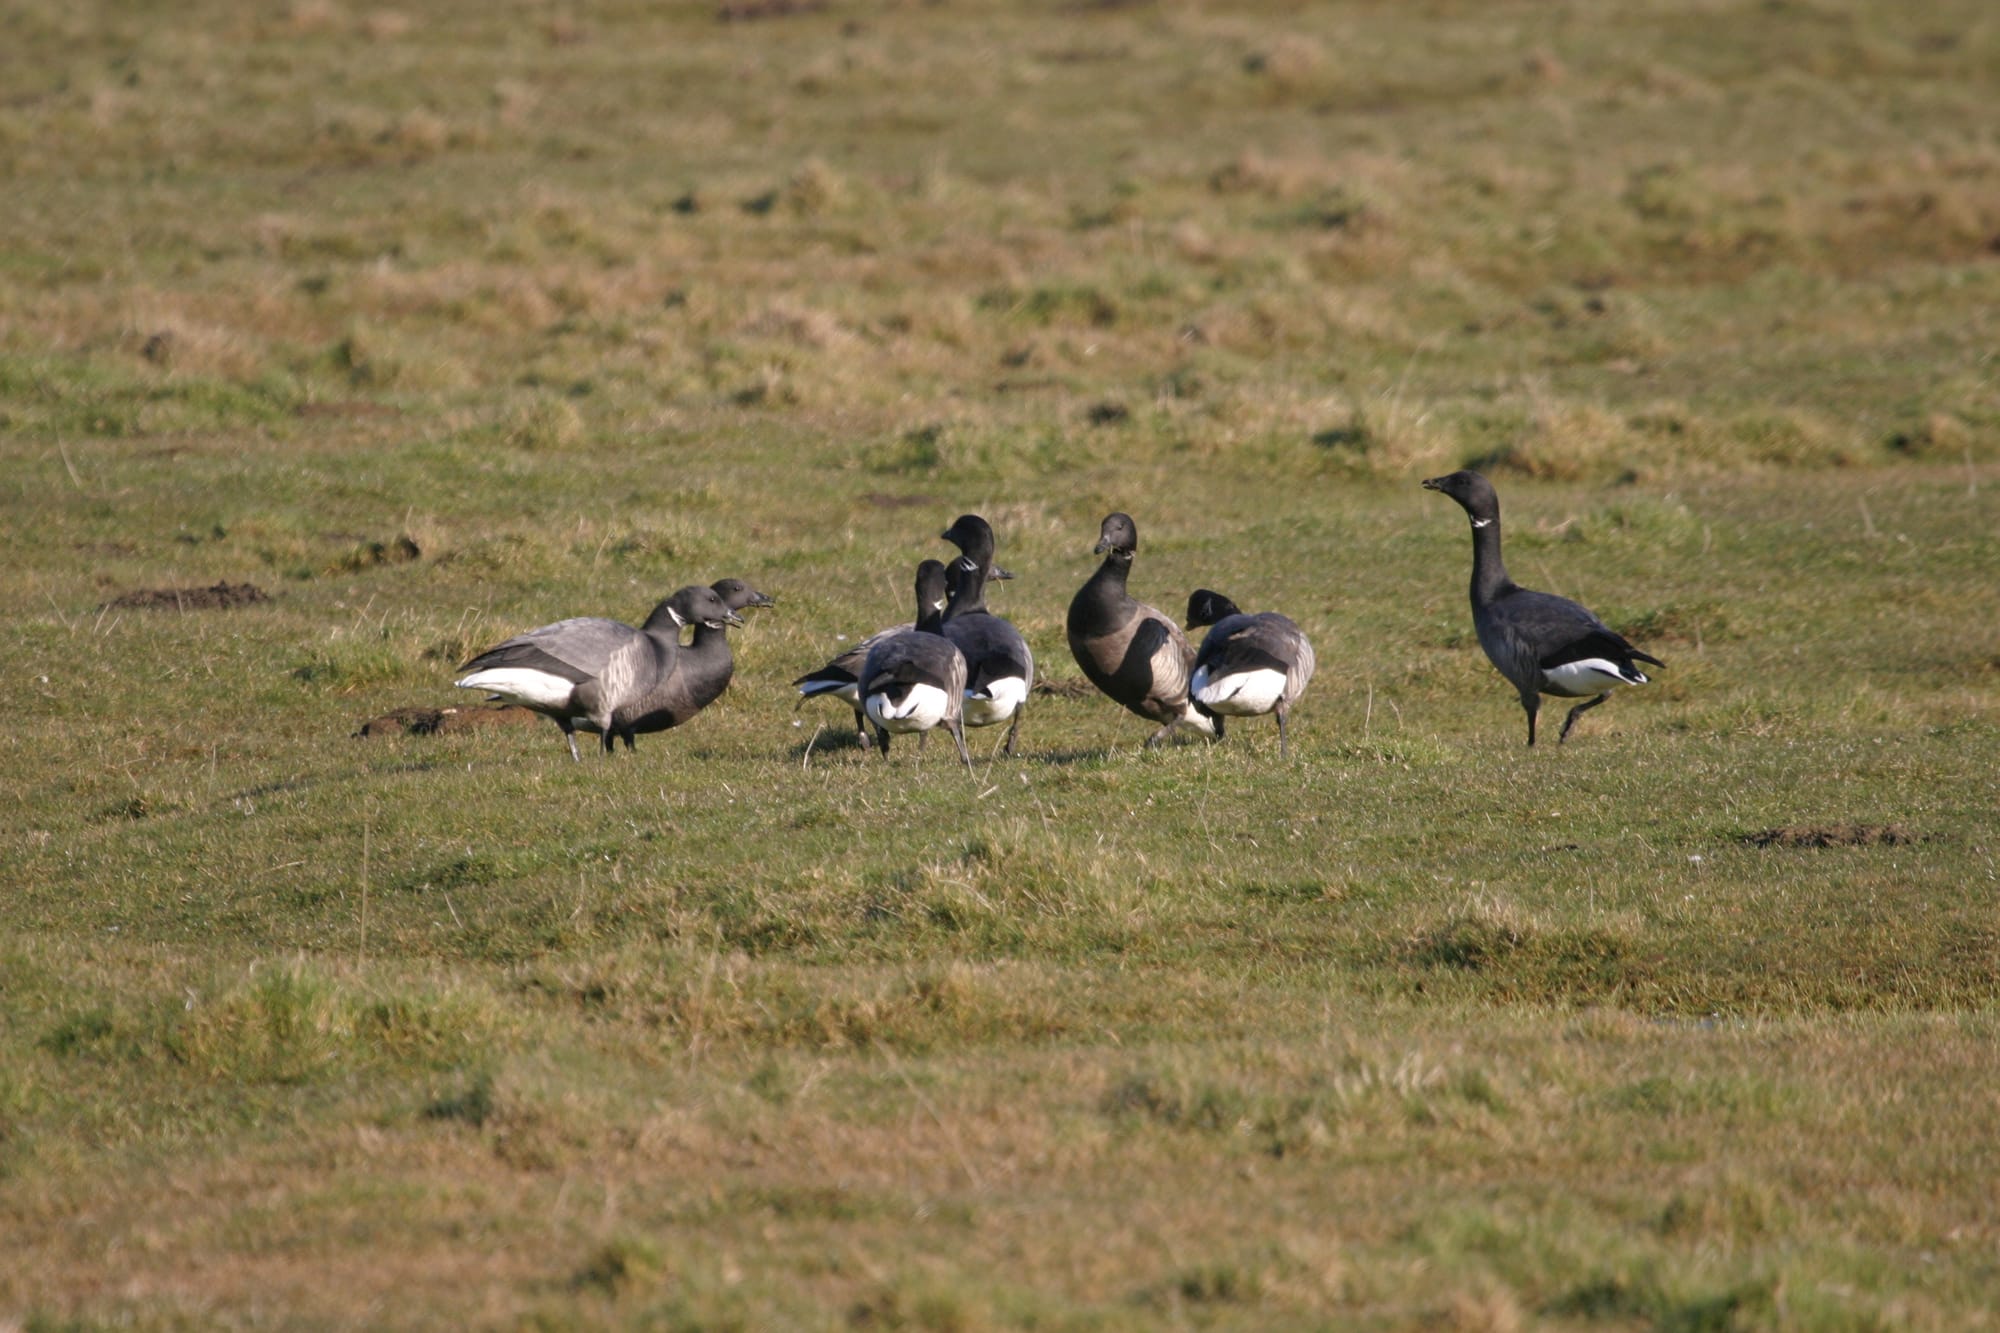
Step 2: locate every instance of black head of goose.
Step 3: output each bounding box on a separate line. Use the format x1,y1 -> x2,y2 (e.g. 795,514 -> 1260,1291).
612,578 -> 773,737
792,562 -> 951,751
938,513 -> 1015,584
860,560 -> 973,774
1422,469 -> 1665,745
1184,588 -> 1317,758
1065,512 -> 1215,748
456,583 -> 742,760
939,553 -> 1036,756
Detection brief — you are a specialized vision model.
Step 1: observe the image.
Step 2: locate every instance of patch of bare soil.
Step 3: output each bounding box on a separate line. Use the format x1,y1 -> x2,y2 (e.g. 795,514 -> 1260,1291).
354,705 -> 542,738
1743,823 -> 1918,849
101,581 -> 270,611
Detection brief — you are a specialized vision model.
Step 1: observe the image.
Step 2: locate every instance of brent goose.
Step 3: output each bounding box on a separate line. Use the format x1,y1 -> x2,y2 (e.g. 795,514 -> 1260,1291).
1185,589 -> 1316,757
939,555 -> 1035,756
938,515 -> 1035,756
456,583 -> 743,759
860,561 -> 974,772
793,571 -> 945,750
609,578 -> 773,738
1422,469 -> 1664,744
1066,512 -> 1215,747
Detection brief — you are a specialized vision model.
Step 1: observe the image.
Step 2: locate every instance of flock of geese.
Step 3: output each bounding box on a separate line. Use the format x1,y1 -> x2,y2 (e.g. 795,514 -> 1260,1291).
455,470 -> 1665,764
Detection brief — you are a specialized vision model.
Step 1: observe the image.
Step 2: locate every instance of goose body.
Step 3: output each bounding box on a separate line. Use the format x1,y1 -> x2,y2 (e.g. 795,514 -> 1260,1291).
1186,589 -> 1316,757
1065,512 -> 1215,747
860,561 -> 973,772
939,515 -> 1035,755
1422,470 -> 1664,745
457,584 -> 743,759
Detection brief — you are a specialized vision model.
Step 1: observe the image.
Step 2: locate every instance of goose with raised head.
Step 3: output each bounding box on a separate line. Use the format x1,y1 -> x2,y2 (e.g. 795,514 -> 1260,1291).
860,560 -> 974,773
1185,589 -> 1315,758
1422,469 -> 1664,745
456,583 -> 743,759
610,577 -> 773,738
1065,512 -> 1215,748
938,515 -> 1035,756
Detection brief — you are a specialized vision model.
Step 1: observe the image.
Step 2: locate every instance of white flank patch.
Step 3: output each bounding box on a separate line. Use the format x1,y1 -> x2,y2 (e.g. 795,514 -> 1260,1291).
865,682 -> 952,732
1193,666 -> 1286,716
1543,658 -> 1646,695
963,676 -> 1028,726
797,678 -> 860,705
1181,703 -> 1219,737
455,667 -> 573,711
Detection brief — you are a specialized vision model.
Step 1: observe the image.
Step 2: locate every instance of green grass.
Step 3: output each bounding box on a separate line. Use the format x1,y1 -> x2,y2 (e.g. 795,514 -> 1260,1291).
3,0 -> 1999,1327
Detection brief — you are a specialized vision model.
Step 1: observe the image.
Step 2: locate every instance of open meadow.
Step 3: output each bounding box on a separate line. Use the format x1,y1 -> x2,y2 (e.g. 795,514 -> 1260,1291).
2,0 -> 1998,1327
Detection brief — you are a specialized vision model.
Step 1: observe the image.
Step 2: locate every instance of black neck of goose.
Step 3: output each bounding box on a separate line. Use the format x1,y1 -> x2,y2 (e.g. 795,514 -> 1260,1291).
1081,550 -> 1133,604
916,602 -> 945,635
687,623 -> 732,657
945,566 -> 989,620
1467,511 -> 1511,606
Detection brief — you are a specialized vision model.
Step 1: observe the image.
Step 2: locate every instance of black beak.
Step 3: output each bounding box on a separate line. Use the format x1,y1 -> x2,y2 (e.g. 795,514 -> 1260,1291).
1092,539 -> 1111,555
747,591 -> 775,609
723,610 -> 745,627
1420,476 -> 1444,491
990,564 -> 1015,581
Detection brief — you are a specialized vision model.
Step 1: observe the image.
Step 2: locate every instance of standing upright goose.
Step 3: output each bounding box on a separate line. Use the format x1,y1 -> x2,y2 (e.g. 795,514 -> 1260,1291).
456,584 -> 743,759
1066,512 -> 1215,747
610,577 -> 773,738
1185,589 -> 1316,758
860,560 -> 974,773
1422,469 -> 1664,745
938,515 -> 1035,756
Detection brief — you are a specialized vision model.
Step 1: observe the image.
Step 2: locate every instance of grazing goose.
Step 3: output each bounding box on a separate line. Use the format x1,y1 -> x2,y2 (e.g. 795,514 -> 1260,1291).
1185,589 -> 1316,758
456,584 -> 743,759
1065,512 -> 1215,747
1422,469 -> 1665,745
860,561 -> 974,773
609,578 -> 773,737
938,515 -> 1035,756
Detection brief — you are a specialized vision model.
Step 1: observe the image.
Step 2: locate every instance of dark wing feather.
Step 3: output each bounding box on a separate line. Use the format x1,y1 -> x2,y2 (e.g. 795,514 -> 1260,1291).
1538,626 -> 1660,672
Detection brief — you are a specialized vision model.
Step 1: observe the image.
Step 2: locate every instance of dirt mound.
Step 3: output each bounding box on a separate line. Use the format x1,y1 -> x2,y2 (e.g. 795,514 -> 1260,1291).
1743,823 -> 1917,849
354,705 -> 543,738
102,581 -> 270,611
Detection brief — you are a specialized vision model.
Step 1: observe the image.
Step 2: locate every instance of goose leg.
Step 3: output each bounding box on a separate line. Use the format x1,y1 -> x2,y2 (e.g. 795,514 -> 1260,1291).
874,724 -> 891,757
852,707 -> 873,751
1275,706 -> 1288,760
950,719 -> 975,778
1521,693 -> 1541,747
1003,707 -> 1022,757
1144,722 -> 1174,749
558,721 -> 581,763
1558,692 -> 1610,743
601,728 -> 617,755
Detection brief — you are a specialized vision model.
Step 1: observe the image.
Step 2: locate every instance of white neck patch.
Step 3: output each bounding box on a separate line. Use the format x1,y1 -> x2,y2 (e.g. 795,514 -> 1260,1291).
668,608 -> 686,627
1470,517 -> 1493,529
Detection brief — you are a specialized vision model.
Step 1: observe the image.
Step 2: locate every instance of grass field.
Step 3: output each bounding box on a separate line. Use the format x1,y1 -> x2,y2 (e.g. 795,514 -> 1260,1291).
3,0 -> 1998,1327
